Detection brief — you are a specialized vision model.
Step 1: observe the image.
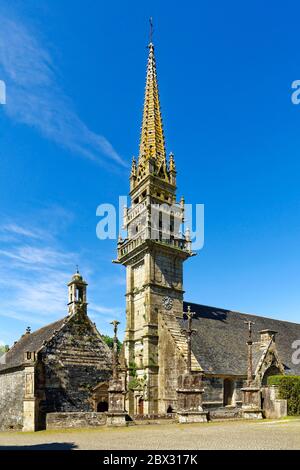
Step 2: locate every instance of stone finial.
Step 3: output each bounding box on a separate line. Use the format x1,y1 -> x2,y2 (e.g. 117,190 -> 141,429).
26,326 -> 31,335
130,157 -> 137,177
259,329 -> 277,347
169,152 -> 176,172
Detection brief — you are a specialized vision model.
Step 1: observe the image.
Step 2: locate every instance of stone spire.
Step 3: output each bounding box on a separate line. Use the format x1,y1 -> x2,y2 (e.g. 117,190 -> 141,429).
138,41 -> 166,169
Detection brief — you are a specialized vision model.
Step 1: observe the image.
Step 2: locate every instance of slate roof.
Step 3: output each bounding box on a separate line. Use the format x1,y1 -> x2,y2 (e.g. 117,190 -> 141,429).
181,302 -> 300,376
0,318 -> 66,372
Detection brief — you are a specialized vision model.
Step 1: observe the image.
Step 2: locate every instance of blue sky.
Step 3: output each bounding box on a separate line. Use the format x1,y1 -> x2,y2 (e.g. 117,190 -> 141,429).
0,1 -> 300,346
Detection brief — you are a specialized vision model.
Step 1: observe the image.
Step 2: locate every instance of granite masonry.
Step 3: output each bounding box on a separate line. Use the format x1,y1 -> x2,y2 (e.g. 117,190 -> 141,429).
0,271 -> 112,431
1,37 -> 300,431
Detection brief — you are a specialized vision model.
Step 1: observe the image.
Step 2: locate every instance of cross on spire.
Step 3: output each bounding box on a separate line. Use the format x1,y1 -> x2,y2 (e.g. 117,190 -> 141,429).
182,306 -> 197,374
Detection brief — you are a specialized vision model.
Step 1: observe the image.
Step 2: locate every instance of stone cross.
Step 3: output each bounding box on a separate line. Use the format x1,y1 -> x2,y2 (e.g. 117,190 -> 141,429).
110,320 -> 120,379
244,320 -> 255,386
182,306 -> 197,374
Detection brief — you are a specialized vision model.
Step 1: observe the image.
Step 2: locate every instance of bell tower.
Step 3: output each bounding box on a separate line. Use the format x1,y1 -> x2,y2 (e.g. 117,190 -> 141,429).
117,39 -> 193,415
67,268 -> 88,316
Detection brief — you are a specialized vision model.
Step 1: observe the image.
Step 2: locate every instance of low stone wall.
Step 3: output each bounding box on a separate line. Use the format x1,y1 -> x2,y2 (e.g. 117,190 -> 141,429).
133,413 -> 175,421
262,386 -> 287,419
209,407 -> 242,421
46,412 -> 107,430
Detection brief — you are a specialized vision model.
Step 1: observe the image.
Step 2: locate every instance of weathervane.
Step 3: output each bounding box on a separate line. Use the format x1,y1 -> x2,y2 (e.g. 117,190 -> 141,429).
149,17 -> 154,44
244,320 -> 255,386
182,306 -> 197,374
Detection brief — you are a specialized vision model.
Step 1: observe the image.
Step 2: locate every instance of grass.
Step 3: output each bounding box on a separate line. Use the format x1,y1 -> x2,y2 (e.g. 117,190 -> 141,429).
2,416 -> 300,437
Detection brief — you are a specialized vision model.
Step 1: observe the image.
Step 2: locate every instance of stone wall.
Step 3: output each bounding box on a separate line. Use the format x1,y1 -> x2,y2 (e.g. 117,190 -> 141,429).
0,368 -> 24,430
157,314 -> 187,413
46,412 -> 107,429
234,379 -> 244,405
202,377 -> 244,409
262,386 -> 287,419
202,376 -> 224,408
38,310 -> 112,416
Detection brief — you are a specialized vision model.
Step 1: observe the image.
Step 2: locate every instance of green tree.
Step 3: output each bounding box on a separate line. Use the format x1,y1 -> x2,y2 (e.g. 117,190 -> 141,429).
268,375 -> 300,415
102,335 -> 122,352
0,345 -> 9,356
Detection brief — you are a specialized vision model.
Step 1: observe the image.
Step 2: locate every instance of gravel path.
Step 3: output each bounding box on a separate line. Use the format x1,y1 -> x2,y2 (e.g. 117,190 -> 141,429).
0,419 -> 300,450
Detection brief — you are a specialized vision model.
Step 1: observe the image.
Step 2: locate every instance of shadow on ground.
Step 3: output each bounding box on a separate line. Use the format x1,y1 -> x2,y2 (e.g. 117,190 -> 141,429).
0,442 -> 77,450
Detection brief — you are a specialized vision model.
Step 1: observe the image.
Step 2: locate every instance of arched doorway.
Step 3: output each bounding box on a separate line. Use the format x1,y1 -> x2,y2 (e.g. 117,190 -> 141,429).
262,365 -> 281,386
138,398 -> 144,415
97,401 -> 108,412
92,382 -> 109,412
223,379 -> 234,406
167,405 -> 174,414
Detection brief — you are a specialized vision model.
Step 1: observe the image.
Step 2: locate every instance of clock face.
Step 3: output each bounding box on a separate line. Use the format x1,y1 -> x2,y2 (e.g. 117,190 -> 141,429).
162,296 -> 173,310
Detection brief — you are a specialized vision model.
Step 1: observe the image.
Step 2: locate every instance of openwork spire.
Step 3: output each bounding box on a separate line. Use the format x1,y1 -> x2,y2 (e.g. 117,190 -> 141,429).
138,42 -> 166,166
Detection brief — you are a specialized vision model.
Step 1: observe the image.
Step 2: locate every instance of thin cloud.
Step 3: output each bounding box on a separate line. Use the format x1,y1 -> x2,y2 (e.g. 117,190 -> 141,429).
0,212 -> 123,334
0,223 -> 44,240
0,245 -> 73,267
0,14 -> 126,167
89,303 -> 123,316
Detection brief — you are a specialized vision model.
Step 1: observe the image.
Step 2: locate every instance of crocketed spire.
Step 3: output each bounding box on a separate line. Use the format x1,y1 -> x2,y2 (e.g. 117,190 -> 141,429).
138,42 -> 166,167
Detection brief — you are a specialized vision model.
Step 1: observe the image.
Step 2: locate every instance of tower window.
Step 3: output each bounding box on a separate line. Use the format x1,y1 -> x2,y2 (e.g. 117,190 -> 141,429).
76,287 -> 83,302
170,212 -> 174,233
159,212 -> 162,228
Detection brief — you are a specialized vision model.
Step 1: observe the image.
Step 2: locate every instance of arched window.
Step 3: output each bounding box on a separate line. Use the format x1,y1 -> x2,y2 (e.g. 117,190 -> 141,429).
262,365 -> 281,386
76,287 -> 83,302
138,398 -> 144,415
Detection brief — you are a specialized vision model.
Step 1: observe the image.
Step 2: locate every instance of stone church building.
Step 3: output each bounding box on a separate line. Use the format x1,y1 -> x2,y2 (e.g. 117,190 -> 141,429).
1,39 -> 300,430
0,271 -> 112,431
115,40 -> 300,416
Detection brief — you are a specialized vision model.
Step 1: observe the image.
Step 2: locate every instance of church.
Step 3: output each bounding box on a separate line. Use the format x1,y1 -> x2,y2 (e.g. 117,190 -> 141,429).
0,38 -> 300,431
115,39 -> 300,416
0,271 -> 112,431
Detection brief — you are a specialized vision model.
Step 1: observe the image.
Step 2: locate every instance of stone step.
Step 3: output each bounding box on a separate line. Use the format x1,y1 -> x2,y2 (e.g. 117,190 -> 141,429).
208,407 -> 242,421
